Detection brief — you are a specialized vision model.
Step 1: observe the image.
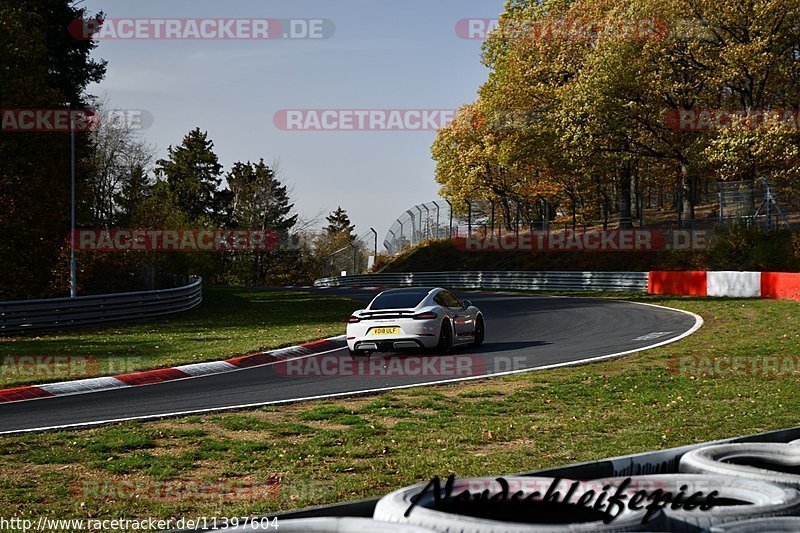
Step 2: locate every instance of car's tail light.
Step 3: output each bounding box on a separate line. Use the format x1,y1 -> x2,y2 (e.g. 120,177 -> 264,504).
413,312 -> 438,320
347,316 -> 361,323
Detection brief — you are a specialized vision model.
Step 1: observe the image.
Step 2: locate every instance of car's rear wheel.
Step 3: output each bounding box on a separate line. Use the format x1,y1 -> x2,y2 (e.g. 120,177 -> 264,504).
435,320 -> 453,354
473,316 -> 485,347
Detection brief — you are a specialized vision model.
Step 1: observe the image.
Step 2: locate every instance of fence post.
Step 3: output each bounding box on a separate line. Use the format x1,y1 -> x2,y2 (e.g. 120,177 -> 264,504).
434,202 -> 441,239
541,197 -> 549,232
369,227 -> 378,261
415,206 -> 424,242
446,199 -> 453,238
406,210 -> 416,246
490,201 -> 495,238
466,200 -> 472,237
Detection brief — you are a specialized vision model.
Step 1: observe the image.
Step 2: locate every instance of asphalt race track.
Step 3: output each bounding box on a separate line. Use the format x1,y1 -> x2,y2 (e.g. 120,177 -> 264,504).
0,289 -> 700,434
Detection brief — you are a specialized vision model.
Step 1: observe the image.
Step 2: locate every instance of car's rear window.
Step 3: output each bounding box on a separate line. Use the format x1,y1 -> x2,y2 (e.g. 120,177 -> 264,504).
369,292 -> 428,310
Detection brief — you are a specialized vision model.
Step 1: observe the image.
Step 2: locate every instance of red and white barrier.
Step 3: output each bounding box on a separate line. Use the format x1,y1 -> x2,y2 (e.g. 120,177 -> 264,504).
650,271 -> 800,300
648,271 -> 708,296
707,271 -> 761,298
761,272 -> 800,301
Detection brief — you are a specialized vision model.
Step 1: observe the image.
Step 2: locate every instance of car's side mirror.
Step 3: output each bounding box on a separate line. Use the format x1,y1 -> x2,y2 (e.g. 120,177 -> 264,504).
462,300 -> 472,309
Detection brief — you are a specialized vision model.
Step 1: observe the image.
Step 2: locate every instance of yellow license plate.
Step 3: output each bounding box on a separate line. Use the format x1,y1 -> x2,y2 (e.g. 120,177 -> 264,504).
370,327 -> 401,336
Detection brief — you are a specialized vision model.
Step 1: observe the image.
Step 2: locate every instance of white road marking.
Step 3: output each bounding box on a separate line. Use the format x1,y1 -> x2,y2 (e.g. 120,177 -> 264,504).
632,331 -> 674,341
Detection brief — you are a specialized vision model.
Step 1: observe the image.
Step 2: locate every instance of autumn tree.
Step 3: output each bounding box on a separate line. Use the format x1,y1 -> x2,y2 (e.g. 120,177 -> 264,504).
432,0 -> 800,231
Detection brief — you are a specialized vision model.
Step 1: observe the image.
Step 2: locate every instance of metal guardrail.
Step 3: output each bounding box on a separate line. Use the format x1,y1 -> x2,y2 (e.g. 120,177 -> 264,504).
314,271 -> 648,292
0,277 -> 203,335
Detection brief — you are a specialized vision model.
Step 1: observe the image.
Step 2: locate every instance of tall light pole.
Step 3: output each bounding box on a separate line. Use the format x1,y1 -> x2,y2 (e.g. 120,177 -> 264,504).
70,110 -> 77,298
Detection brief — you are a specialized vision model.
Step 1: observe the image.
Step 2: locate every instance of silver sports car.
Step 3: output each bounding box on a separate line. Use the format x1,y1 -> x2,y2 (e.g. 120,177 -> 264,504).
346,287 -> 484,355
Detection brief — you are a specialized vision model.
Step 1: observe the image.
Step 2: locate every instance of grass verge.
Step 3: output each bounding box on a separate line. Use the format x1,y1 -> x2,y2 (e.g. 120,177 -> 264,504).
0,296 -> 799,527
0,288 -> 361,388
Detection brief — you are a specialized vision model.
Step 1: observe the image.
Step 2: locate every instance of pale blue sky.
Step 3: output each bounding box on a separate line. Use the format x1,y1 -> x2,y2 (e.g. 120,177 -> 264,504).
81,0 -> 506,240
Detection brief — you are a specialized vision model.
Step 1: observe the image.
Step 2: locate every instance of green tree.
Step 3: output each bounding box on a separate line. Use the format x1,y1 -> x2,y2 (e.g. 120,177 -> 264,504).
227,159 -> 298,283
155,128 -> 225,225
0,0 -> 106,298
115,164 -> 152,227
325,207 -> 356,239
313,207 -> 358,272
228,160 -> 297,235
